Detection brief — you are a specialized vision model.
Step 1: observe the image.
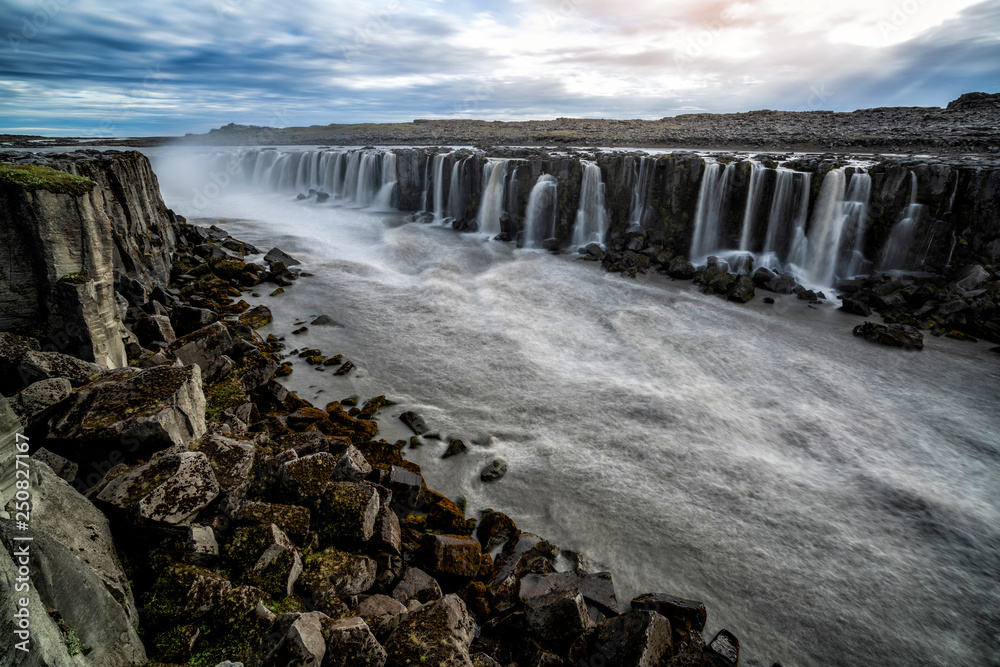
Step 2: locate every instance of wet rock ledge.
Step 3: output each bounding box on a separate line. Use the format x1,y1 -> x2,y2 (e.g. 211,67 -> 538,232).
0,155 -> 743,665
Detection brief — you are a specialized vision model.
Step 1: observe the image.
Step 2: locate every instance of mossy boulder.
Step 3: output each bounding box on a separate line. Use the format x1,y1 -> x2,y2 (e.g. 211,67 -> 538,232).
298,548 -> 377,598
145,563 -> 233,627
280,451 -> 338,498
191,433 -> 254,492
0,162 -> 94,195
384,594 -> 476,667
419,534 -> 483,579
321,616 -> 388,667
477,511 -> 517,552
238,501 -> 311,543
314,482 -> 380,548
239,304 -> 273,328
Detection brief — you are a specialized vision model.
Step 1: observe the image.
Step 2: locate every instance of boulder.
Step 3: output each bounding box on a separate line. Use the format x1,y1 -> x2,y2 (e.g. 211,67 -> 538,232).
191,433 -> 254,493
169,321 -> 234,377
480,459 -> 508,482
144,562 -> 232,625
47,365 -> 207,457
727,274 -> 755,303
332,445 -> 373,482
591,609 -> 673,667
314,482 -> 380,548
488,532 -> 555,613
298,547 -> 377,597
321,616 -> 387,667
839,297 -> 872,316
264,247 -> 301,267
0,522 -> 147,666
387,466 -> 424,510
521,571 -> 619,617
751,266 -> 777,286
357,594 -> 407,643
20,459 -> 138,626
97,451 -> 220,526
419,534 -> 483,578
399,411 -> 429,435
261,611 -> 327,667
707,629 -> 740,666
29,447 -> 78,483
223,523 -> 302,597
443,439 -> 469,458
281,452 -> 338,498
184,524 -> 220,565
392,566 -> 442,606
0,331 -> 40,394
631,593 -> 707,632
385,594 -> 476,667
18,350 -> 103,387
950,264 -> 989,293
132,313 -> 177,347
524,588 -> 593,642
477,511 -> 516,552
667,256 -> 696,279
852,322 -> 924,350
170,305 -> 219,337
237,501 -> 310,544
8,378 -> 72,427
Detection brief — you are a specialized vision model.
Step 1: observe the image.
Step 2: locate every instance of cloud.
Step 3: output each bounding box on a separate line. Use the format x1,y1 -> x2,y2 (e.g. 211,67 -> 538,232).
0,0 -> 995,135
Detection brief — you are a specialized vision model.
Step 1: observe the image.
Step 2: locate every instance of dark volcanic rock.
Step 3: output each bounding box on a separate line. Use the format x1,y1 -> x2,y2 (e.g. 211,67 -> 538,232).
852,321 -> 925,350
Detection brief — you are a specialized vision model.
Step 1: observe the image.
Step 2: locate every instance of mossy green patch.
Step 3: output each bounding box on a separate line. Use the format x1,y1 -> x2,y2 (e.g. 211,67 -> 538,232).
0,162 -> 94,195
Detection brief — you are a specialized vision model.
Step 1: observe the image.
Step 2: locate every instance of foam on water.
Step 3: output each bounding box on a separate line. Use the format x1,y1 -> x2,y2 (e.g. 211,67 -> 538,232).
151,150 -> 1000,667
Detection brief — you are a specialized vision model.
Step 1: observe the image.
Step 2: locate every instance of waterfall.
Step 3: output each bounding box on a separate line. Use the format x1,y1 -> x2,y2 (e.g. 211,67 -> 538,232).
420,155 -> 432,212
878,171 -> 923,271
374,151 -> 397,209
762,170 -> 811,266
627,156 -> 654,230
739,162 -> 765,251
523,174 -> 558,247
477,159 -> 510,236
432,153 -> 448,221
798,169 -> 848,286
448,157 -> 467,220
572,161 -> 609,248
689,162 -> 735,260
945,232 -> 958,269
838,171 -> 872,278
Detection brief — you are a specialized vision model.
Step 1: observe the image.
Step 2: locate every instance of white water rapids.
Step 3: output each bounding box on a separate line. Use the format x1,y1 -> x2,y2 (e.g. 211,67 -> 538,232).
151,148 -> 1000,667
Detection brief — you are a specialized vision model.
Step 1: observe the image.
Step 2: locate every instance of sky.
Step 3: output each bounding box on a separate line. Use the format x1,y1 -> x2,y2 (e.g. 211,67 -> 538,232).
0,0 -> 997,136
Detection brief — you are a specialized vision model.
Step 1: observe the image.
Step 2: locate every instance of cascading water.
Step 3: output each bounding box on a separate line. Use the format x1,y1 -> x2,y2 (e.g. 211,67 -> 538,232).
627,156 -> 654,230
572,161 -> 609,248
448,157 -> 468,221
797,168 -> 848,286
762,170 -> 811,268
689,161 -> 735,260
432,153 -> 448,221
878,171 -> 923,271
374,151 -> 397,209
420,155 -> 432,212
838,171 -> 873,278
738,162 -> 765,251
523,174 -> 558,247
477,159 -> 510,236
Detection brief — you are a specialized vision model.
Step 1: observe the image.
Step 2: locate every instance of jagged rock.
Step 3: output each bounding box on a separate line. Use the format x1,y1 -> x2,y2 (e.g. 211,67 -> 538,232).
261,611 -> 327,667
521,571 -> 619,617
369,484 -> 402,556
0,331 -> 41,394
0,522 -> 147,666
313,481 -> 380,549
443,439 -> 469,458
298,548 -> 377,597
727,274 -> 755,303
852,321 -> 924,350
333,444 -> 373,482
47,364 -> 207,457
399,411 -> 429,435
358,594 -> 407,643
477,511 -> 516,552
591,609 -> 673,667
97,451 -> 220,526
185,524 -> 220,565
21,459 -> 139,626
524,588 -> 593,642
224,524 -> 302,597
667,256 -> 696,279
631,592 -> 707,632
311,314 -> 340,326
763,274 -> 798,294
132,313 -> 177,347
387,465 -> 424,510
191,433 -> 254,493
480,458 -> 507,482
169,322 -> 233,377
751,266 -> 777,285
265,247 -> 301,267
29,447 -> 78,482
17,350 -> 104,387
392,566 -> 442,606
385,594 -> 476,667
170,305 -> 219,337
237,501 -> 310,544
239,304 -> 273,328
839,297 -> 872,316
470,653 -> 502,667
950,264 -> 989,292
489,532 -> 555,613
707,629 -> 740,666
419,534 -> 483,578
281,452 -> 338,498
9,378 -> 72,427
321,616 -> 387,667
145,562 -> 232,625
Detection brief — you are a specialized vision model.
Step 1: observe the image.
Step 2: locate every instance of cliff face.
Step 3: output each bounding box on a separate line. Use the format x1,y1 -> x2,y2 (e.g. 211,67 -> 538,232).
0,151 -> 179,369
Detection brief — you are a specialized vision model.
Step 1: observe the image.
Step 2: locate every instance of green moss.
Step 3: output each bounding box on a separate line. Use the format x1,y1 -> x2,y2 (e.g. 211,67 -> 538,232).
64,627 -> 92,656
0,163 -> 94,195
60,272 -> 92,284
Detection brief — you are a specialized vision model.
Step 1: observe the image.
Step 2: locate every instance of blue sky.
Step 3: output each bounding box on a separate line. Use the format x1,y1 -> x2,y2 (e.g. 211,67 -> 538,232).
1,0 -> 997,136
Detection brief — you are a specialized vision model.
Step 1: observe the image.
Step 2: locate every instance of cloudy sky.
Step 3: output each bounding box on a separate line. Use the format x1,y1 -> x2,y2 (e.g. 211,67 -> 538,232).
1,0 -> 997,136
